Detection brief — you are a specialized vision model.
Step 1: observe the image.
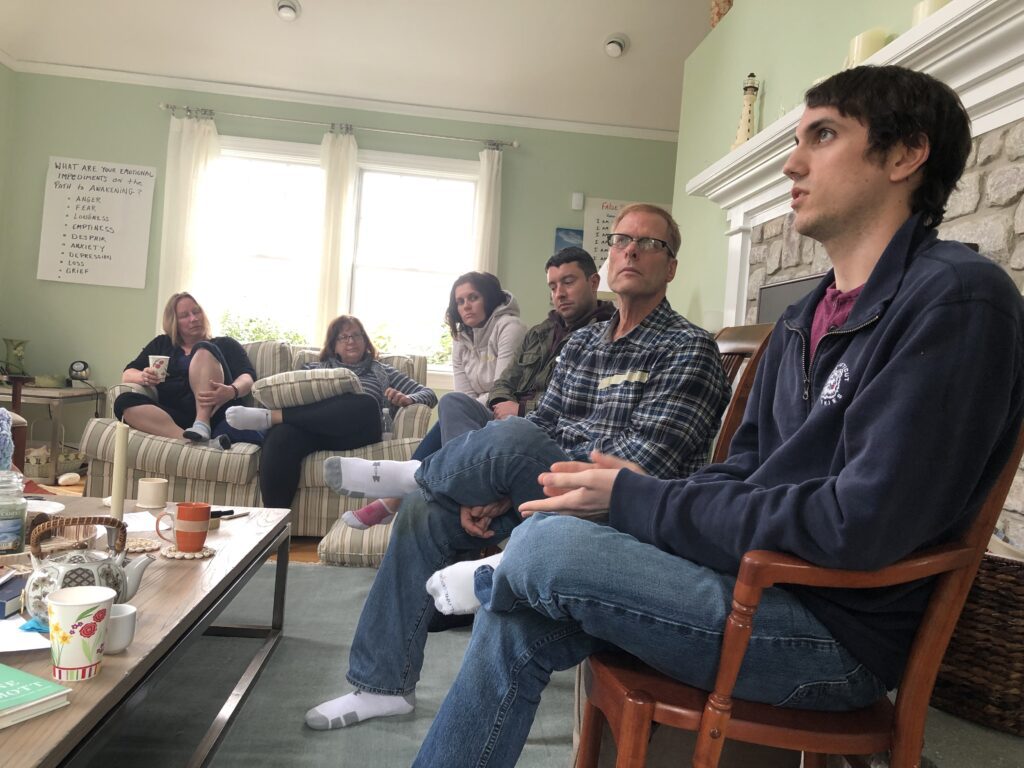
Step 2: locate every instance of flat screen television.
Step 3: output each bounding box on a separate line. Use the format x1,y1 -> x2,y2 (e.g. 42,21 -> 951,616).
756,273 -> 827,324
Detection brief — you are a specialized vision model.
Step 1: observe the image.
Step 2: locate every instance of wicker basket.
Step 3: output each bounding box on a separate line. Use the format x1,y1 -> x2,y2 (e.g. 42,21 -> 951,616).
931,551 -> 1024,734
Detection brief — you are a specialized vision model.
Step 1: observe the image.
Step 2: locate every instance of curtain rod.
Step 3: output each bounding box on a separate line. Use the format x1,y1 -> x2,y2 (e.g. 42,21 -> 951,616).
158,103 -> 518,149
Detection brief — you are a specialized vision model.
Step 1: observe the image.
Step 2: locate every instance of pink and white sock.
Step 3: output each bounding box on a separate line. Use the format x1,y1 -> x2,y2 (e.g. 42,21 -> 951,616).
342,499 -> 398,529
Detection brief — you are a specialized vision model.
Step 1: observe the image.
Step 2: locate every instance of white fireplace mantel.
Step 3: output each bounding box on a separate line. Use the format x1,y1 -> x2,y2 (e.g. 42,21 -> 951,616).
686,0 -> 1024,326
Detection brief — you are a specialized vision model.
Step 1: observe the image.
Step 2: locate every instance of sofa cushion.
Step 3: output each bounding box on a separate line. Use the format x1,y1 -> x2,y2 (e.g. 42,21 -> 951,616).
243,340 -> 293,379
251,368 -> 363,410
81,418 -> 259,484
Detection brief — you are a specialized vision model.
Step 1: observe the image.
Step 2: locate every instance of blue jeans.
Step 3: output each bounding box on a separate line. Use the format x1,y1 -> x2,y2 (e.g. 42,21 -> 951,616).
347,418 -> 569,693
412,514 -> 888,768
411,393 -> 494,462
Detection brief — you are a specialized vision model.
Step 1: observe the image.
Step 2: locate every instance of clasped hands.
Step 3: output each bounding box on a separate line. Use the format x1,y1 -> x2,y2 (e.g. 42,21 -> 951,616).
384,387 -> 414,408
460,451 -> 645,538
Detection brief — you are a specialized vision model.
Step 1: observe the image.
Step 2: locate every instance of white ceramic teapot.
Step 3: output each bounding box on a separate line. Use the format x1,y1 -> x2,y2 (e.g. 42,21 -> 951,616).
23,515 -> 153,620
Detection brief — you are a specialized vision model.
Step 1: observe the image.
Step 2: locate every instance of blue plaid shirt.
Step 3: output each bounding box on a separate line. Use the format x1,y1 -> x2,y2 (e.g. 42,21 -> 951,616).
527,299 -> 730,479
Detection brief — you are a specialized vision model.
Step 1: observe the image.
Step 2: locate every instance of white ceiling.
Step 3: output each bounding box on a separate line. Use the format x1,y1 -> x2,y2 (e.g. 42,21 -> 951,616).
0,0 -> 712,141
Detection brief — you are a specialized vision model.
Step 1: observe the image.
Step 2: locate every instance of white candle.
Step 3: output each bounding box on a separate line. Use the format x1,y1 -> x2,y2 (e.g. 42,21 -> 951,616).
110,421 -> 128,521
847,27 -> 890,68
912,0 -> 950,26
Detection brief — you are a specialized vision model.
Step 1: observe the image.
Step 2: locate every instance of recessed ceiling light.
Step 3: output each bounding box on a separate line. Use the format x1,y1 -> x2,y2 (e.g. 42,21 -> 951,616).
275,0 -> 301,21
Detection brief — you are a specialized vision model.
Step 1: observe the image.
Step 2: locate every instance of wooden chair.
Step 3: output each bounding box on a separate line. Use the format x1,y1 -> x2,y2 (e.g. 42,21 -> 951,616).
577,391 -> 1024,767
711,323 -> 773,464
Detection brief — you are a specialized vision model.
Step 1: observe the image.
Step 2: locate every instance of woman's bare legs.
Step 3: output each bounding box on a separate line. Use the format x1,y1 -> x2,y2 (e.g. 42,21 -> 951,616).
120,404 -> 185,438
188,347 -> 225,426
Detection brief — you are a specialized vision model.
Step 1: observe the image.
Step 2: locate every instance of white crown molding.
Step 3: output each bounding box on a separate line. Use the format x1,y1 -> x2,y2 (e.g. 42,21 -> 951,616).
685,0 -> 1024,327
5,58 -> 679,144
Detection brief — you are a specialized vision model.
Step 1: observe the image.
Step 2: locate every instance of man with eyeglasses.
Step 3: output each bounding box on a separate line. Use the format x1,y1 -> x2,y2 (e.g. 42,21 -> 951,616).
306,203 -> 731,731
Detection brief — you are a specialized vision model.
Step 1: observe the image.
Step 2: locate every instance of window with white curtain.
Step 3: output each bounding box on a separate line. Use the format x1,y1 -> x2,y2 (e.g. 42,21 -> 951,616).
190,138 -> 479,363
350,151 -> 479,364
192,137 -> 324,344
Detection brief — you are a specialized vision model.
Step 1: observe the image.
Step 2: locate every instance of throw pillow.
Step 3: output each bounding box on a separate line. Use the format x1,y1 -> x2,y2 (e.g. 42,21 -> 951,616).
251,368 -> 363,410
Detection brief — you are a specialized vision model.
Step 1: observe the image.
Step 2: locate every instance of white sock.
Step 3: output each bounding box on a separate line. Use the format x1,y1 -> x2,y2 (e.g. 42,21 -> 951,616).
226,405 -> 272,431
304,690 -> 415,730
183,420 -> 211,441
323,457 -> 420,497
426,553 -> 503,615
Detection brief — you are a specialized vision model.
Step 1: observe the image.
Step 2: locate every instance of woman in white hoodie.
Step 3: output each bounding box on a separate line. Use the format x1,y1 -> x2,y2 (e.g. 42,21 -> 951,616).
448,271 -> 526,403
342,271 -> 525,529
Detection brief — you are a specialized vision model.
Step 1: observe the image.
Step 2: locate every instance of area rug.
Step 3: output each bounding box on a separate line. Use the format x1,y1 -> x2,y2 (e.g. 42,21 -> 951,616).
63,563 -> 1020,768
68,562 -> 578,768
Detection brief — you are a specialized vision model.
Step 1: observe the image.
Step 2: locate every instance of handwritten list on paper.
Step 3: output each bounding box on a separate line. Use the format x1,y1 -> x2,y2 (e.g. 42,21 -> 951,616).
37,156 -> 157,288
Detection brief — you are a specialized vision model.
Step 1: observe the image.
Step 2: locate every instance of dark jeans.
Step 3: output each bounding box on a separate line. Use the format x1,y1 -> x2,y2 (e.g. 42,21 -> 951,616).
259,393 -> 382,508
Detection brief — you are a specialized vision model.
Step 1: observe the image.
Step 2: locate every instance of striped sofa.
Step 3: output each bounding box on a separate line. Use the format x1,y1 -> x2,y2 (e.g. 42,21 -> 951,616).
81,340 -> 432,565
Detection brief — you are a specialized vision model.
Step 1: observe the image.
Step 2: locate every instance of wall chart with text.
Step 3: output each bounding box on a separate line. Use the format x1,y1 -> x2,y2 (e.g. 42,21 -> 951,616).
37,156 -> 156,288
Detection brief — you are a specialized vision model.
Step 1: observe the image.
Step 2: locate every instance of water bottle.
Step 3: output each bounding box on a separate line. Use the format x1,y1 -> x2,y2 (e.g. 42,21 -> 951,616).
381,407 -> 394,441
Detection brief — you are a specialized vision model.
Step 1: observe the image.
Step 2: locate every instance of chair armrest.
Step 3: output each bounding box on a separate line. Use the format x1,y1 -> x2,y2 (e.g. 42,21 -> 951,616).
734,545 -> 975,603
393,403 -> 431,440
104,383 -> 157,417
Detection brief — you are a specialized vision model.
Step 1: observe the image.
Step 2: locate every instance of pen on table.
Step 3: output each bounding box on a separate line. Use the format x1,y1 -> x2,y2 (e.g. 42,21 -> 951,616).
211,510 -> 249,520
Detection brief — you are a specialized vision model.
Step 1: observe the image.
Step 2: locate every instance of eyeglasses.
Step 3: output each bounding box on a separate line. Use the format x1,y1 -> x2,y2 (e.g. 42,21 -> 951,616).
335,334 -> 364,344
606,233 -> 674,256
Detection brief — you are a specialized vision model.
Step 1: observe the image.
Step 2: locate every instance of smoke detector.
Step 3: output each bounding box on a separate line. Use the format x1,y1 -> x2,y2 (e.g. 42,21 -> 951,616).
275,0 -> 301,21
604,34 -> 629,58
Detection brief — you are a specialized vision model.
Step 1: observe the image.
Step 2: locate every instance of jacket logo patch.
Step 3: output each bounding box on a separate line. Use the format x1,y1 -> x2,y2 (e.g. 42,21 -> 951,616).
819,363 -> 850,406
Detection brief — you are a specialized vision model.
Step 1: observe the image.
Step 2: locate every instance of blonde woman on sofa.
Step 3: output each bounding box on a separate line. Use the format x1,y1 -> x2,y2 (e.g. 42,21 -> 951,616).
115,292 -> 263,450
225,315 -> 437,508
343,271 -> 525,529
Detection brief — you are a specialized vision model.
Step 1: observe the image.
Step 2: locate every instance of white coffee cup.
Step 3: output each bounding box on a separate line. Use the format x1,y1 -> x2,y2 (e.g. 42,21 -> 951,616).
104,603 -> 138,655
148,355 -> 170,381
136,477 -> 169,509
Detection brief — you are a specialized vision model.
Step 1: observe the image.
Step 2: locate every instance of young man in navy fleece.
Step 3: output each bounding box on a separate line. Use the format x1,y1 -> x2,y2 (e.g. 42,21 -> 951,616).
405,65 -> 1024,767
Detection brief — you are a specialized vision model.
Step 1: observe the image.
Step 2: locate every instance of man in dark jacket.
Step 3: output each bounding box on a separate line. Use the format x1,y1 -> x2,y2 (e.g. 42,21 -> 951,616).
487,247 -> 616,418
407,65 -> 1024,767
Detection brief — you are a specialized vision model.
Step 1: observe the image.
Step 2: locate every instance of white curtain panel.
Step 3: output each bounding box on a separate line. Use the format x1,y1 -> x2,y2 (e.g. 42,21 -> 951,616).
155,115 -> 220,332
319,129 -> 359,331
473,147 -> 502,275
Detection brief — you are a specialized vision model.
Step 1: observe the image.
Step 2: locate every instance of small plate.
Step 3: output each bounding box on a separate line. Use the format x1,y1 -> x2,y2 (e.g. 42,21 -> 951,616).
27,500 -> 66,515
134,502 -> 168,510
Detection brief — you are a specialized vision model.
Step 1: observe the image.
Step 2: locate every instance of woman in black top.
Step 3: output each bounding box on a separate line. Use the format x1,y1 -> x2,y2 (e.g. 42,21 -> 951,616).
114,292 -> 262,448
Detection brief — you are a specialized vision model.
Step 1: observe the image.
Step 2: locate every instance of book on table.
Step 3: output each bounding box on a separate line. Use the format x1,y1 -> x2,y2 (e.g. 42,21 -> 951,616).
1,575 -> 27,618
0,662 -> 71,730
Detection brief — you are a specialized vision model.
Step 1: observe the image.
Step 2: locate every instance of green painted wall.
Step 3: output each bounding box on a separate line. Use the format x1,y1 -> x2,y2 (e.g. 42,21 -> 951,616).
0,63 -> 13,252
0,69 -> 675,396
669,0 -> 920,331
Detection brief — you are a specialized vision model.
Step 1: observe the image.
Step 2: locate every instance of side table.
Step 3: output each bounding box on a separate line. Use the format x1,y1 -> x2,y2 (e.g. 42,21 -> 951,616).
0,384 -> 104,483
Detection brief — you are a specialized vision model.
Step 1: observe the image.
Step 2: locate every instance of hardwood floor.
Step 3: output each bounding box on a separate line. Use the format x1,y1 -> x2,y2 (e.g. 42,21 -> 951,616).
286,536 -> 322,564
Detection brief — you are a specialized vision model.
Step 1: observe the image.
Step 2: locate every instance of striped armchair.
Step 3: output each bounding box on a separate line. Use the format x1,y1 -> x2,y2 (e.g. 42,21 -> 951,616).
81,341 -> 432,564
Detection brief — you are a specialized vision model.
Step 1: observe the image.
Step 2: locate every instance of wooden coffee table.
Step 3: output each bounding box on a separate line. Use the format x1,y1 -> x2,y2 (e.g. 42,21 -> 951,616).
0,496 -> 291,768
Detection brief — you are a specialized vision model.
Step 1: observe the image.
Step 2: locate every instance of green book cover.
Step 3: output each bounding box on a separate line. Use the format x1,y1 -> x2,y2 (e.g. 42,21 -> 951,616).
0,661 -> 70,726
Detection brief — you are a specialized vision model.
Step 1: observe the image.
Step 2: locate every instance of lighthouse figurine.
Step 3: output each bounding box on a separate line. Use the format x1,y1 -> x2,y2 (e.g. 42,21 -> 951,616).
731,73 -> 760,150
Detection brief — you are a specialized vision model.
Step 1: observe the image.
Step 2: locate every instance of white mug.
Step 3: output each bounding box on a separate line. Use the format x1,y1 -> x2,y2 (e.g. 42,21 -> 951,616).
136,477 -> 168,510
104,603 -> 138,655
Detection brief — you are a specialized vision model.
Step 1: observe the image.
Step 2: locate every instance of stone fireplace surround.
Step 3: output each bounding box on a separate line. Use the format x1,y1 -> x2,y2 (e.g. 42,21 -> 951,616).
686,0 -> 1024,541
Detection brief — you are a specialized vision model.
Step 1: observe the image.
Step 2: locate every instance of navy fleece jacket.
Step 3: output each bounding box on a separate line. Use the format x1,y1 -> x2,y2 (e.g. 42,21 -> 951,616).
611,215 -> 1024,687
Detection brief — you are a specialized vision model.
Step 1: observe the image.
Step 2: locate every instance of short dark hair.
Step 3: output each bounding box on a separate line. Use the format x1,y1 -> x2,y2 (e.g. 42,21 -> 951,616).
545,247 -> 597,277
804,65 -> 971,228
319,315 -> 377,362
445,271 -> 507,338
